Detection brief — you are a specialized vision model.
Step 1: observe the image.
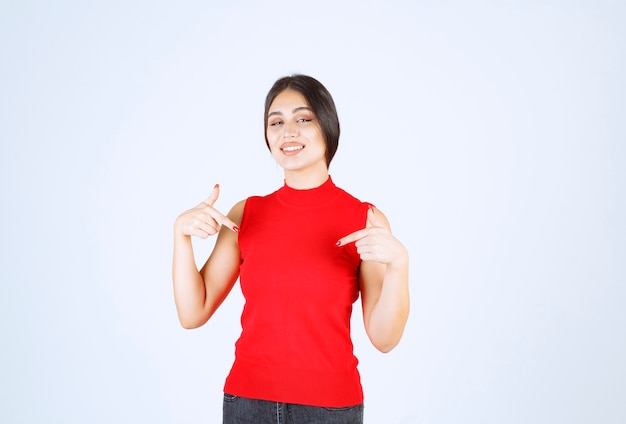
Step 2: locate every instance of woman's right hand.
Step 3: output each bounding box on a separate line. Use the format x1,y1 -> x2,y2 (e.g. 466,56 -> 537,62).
174,184 -> 240,239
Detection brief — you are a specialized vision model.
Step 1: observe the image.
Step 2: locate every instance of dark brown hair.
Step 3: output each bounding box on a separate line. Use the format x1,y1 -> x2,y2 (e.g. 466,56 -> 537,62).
264,74 -> 340,167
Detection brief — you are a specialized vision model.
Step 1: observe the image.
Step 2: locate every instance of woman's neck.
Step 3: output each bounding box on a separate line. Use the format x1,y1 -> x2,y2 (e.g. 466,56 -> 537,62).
283,167 -> 329,190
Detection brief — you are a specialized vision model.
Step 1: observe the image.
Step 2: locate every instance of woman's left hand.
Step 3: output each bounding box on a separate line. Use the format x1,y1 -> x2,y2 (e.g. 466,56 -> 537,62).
336,206 -> 408,266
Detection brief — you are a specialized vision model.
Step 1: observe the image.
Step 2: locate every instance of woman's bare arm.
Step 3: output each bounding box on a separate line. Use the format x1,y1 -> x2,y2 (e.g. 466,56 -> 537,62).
337,207 -> 410,352
172,186 -> 245,329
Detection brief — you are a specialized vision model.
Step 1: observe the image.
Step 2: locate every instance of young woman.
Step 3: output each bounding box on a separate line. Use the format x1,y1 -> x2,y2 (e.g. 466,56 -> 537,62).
172,74 -> 410,424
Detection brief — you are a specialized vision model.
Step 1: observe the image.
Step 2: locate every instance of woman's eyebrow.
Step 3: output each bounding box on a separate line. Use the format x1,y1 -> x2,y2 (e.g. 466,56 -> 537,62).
267,106 -> 313,118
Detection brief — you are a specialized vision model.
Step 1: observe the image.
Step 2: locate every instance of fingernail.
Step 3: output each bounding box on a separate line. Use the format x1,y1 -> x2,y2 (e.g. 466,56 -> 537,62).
335,240 -> 341,247
214,184 -> 220,189
233,225 -> 240,233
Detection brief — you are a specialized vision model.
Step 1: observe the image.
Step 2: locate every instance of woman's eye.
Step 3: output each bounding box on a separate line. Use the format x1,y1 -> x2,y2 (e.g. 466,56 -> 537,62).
269,121 -> 283,126
297,118 -> 312,123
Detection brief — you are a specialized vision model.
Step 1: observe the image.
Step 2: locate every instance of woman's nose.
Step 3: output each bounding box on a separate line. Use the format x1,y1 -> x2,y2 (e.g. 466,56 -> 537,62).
283,120 -> 298,137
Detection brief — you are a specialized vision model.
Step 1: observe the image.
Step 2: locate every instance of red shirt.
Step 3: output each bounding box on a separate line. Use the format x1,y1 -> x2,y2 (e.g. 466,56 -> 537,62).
224,177 -> 370,407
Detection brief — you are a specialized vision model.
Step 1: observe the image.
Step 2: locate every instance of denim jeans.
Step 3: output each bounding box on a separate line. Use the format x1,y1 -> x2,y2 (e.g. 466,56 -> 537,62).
222,393 -> 364,424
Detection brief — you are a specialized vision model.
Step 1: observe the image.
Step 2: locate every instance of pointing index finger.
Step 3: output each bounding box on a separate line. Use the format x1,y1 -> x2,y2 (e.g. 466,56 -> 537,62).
206,206 -> 240,233
221,215 -> 240,233
336,228 -> 368,247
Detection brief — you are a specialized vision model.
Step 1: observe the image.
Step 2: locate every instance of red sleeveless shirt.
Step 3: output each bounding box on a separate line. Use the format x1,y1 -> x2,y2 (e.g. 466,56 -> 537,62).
223,177 -> 370,407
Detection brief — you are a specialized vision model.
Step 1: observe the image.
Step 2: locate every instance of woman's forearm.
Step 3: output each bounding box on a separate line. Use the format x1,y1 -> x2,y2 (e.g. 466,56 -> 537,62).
172,233 -> 208,328
367,256 -> 410,353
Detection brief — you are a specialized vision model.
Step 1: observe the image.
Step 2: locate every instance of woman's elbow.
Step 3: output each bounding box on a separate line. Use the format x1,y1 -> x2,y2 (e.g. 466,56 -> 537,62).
366,313 -> 409,353
179,319 -> 201,330
371,337 -> 401,353
177,311 -> 209,329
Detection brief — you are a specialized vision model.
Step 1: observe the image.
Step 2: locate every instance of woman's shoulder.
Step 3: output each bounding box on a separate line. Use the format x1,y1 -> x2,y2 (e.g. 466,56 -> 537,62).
227,199 -> 247,223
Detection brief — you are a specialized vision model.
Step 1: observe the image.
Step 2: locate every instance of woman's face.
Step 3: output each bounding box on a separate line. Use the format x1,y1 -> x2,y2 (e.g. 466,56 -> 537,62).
266,89 -> 327,174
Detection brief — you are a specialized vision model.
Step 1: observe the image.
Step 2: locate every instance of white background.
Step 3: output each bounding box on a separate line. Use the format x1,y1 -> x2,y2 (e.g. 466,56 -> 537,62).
1,1 -> 624,423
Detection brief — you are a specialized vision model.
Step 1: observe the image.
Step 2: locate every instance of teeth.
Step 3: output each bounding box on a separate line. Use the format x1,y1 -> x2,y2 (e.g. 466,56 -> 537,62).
283,145 -> 303,152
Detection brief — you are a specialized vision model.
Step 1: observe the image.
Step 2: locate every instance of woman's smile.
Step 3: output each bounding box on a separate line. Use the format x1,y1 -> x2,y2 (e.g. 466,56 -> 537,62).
280,142 -> 305,155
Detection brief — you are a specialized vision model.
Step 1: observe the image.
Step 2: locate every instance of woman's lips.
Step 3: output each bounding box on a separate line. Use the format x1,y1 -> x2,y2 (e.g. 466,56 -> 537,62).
280,143 -> 305,155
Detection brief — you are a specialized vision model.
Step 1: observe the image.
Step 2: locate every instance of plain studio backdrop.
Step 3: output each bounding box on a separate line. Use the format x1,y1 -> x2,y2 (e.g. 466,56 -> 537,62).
1,1 -> 624,423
